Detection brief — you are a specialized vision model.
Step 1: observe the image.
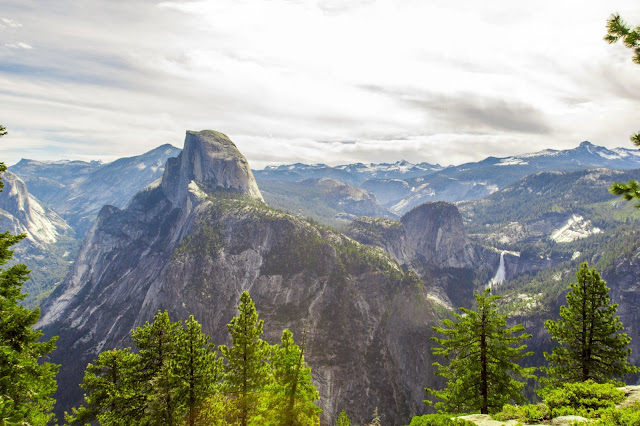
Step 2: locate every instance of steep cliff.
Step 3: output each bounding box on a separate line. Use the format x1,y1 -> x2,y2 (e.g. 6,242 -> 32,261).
346,202 -> 477,309
0,171 -> 77,307
39,130 -> 447,425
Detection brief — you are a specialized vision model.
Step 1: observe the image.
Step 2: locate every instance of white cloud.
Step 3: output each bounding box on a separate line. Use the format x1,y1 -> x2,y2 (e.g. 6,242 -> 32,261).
1,0 -> 640,168
4,42 -> 32,49
1,17 -> 22,28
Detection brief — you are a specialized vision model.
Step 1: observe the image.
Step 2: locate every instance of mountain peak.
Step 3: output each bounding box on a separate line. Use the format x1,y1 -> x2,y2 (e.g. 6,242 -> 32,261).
161,130 -> 264,205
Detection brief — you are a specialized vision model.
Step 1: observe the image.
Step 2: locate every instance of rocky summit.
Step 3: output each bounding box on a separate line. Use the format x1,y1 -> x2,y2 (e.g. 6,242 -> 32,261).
161,130 -> 263,206
37,130 -> 476,424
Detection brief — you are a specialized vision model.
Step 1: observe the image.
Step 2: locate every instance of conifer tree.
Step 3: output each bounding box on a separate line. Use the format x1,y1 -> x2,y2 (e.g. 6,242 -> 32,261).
132,310 -> 182,426
68,312 -> 225,425
0,130 -> 59,425
260,328 -> 321,425
543,262 -> 639,385
334,409 -> 352,426
605,14 -> 640,205
65,348 -> 142,425
426,289 -> 534,414
219,291 -> 271,426
174,314 -> 223,426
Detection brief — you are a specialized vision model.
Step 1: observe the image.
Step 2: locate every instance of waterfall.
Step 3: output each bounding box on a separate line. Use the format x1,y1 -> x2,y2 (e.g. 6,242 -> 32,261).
488,251 -> 506,289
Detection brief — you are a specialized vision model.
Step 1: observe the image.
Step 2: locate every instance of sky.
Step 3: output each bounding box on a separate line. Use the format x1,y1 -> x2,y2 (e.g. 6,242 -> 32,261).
1,0 -> 640,169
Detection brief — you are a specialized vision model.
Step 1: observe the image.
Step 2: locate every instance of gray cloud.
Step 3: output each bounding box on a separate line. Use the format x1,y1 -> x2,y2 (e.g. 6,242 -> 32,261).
362,85 -> 552,135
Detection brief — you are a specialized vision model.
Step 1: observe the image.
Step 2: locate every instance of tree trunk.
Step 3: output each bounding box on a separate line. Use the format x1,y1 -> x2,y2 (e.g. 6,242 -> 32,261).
480,302 -> 488,414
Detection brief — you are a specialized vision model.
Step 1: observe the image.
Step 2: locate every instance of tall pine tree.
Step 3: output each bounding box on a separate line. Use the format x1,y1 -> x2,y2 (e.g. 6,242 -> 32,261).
334,409 -> 352,426
174,314 -> 223,426
0,126 -> 59,425
426,289 -> 534,414
131,310 -> 182,425
543,262 -> 639,386
219,291 -> 271,426
65,348 -> 142,425
259,328 -> 321,426
67,312 -> 225,425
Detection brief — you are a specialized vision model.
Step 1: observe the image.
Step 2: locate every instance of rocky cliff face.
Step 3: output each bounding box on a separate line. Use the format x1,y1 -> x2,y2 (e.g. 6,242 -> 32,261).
39,130 -> 451,425
346,202 -> 476,308
0,171 -> 77,307
161,130 -> 263,206
0,171 -> 72,249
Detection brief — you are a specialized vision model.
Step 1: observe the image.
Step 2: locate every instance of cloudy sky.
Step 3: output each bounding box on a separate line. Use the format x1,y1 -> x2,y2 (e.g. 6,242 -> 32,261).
2,0 -> 640,169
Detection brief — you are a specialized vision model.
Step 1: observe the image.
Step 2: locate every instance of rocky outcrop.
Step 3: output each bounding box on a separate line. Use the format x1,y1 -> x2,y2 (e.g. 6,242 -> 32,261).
0,172 -> 77,307
400,202 -> 475,269
347,202 -> 475,270
38,131 -> 443,425
346,202 -> 476,308
0,171 -> 71,249
161,130 -> 263,206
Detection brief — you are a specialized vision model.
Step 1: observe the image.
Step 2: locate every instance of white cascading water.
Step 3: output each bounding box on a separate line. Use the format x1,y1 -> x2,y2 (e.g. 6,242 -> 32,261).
488,251 -> 506,289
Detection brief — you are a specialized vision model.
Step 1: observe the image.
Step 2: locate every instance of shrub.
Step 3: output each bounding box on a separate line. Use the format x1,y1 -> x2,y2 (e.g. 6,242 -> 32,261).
494,403 -> 550,422
407,414 -> 475,425
591,402 -> 640,425
541,380 -> 625,418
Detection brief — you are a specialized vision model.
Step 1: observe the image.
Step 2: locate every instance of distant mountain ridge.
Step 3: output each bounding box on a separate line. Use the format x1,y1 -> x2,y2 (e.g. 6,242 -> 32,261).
255,159 -> 444,185
10,144 -> 181,235
253,141 -> 640,215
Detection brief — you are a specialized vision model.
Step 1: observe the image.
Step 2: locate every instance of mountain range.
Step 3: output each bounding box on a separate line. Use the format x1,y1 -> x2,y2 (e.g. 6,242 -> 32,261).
2,136 -> 640,423
37,131 -> 463,424
254,141 -> 640,215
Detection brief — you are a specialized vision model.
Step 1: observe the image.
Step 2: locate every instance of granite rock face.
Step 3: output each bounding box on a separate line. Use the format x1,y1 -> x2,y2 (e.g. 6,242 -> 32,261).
0,171 -> 77,306
346,202 -> 477,308
38,131 -> 453,425
161,130 -> 263,206
0,171 -> 72,249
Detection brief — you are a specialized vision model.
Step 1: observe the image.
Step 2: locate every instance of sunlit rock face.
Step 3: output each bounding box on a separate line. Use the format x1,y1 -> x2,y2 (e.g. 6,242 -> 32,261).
161,130 -> 264,206
0,171 -> 71,249
346,202 -> 477,309
38,130 -> 448,425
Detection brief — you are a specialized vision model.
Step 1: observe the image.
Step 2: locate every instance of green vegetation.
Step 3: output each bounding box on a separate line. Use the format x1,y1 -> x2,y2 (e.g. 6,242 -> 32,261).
219,291 -> 272,425
494,402 -> 550,423
605,13 -> 640,207
335,409 -> 352,426
543,263 -> 638,386
260,329 -> 321,425
426,289 -> 534,414
494,381 -> 627,422
462,169 -> 640,233
406,414 -> 475,425
592,402 -> 640,425
67,311 -> 223,425
0,136 -> 59,425
67,292 -> 321,425
542,380 -> 625,418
